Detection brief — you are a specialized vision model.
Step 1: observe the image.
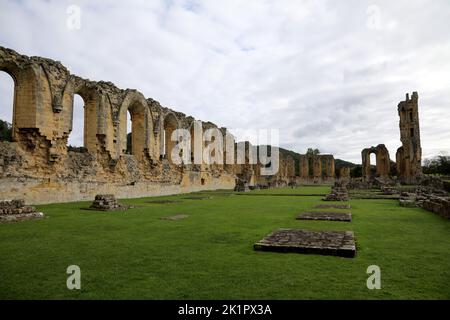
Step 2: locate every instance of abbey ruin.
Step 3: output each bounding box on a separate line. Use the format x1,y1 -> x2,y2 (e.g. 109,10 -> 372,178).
0,47 -> 434,205
360,92 -> 422,184
0,46 -> 302,204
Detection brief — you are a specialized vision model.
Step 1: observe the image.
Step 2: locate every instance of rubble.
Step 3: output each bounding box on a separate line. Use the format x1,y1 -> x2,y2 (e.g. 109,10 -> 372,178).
323,182 -> 349,201
0,199 -> 45,223
89,194 -> 130,211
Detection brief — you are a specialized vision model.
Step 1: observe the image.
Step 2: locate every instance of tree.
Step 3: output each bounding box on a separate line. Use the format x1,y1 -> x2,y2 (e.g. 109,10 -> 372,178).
350,165 -> 362,178
306,148 -> 320,156
0,119 -> 12,141
422,152 -> 450,175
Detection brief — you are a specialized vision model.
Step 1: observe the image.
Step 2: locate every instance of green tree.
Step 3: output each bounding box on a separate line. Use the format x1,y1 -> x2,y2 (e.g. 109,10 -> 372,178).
306,148 -> 320,156
0,119 -> 12,141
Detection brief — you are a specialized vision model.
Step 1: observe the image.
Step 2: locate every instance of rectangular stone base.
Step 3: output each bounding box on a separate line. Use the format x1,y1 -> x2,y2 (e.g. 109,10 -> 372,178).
254,229 -> 356,258
297,211 -> 352,222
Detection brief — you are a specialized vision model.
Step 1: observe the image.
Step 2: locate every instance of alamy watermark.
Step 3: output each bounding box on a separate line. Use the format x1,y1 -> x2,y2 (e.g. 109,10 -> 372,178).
366,265 -> 381,290
66,265 -> 81,290
66,5 -> 81,31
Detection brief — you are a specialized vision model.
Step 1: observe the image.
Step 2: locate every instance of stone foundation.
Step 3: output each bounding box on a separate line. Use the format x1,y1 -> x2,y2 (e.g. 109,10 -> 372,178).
314,204 -> 351,210
323,182 -> 349,201
254,229 -> 356,258
296,212 -> 352,222
0,199 -> 44,223
399,187 -> 450,219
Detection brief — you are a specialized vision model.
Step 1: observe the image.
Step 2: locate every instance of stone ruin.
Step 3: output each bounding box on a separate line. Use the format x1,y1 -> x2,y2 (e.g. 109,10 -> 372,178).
234,178 -> 250,192
359,92 -> 423,185
362,144 -> 391,181
323,181 -> 349,201
399,186 -> 449,219
0,199 -> 44,223
298,154 -> 336,184
0,46 -> 297,205
380,185 -> 399,195
254,229 -> 356,258
297,211 -> 352,222
89,194 -> 130,211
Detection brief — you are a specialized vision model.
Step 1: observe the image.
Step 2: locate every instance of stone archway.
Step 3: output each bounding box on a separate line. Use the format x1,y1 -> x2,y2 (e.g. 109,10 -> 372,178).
362,144 -> 391,181
161,112 -> 179,163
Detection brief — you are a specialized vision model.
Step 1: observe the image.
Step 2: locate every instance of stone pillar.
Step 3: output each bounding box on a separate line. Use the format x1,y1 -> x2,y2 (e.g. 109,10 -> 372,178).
340,167 -> 351,181
397,92 -> 422,184
312,156 -> 322,179
361,148 -> 371,181
299,155 -> 309,179
375,144 -> 390,178
324,155 -> 335,177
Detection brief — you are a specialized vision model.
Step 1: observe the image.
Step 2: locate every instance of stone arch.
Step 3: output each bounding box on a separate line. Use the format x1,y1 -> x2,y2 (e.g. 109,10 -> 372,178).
62,78 -> 101,152
0,70 -> 14,141
0,61 -> 40,140
118,91 -> 153,158
362,144 -> 391,180
161,111 -> 180,163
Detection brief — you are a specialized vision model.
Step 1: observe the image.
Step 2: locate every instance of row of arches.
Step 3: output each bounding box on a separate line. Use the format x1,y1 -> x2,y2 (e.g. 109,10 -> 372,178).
0,57 -> 230,166
0,66 -> 194,163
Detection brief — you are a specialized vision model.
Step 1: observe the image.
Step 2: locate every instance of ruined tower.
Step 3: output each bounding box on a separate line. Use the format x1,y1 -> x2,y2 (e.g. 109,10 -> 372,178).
396,92 -> 422,184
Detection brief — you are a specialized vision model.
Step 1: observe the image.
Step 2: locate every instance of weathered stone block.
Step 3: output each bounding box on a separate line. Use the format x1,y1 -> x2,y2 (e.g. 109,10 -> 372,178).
297,211 -> 352,222
254,229 -> 356,258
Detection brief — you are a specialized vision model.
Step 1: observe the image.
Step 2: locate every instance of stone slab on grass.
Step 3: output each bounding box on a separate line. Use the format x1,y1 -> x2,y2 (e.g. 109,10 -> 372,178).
254,229 -> 356,258
297,211 -> 352,222
0,212 -> 45,223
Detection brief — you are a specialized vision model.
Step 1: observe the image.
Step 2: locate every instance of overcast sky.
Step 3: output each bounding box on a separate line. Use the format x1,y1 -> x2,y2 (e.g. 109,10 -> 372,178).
1,0 -> 449,163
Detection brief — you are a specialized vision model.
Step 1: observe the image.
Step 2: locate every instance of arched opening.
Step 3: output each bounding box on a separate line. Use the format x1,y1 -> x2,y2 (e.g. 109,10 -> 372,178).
370,153 -> 377,176
126,110 -> 132,154
162,113 -> 178,163
121,101 -> 146,157
68,94 -> 85,150
0,71 -> 15,142
190,125 -> 195,163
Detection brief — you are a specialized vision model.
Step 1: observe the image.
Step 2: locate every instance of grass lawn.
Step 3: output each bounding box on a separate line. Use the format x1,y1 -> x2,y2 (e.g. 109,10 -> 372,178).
0,186 -> 449,300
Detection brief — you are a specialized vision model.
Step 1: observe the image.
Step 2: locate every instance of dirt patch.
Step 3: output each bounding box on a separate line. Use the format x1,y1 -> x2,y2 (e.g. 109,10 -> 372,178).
314,204 -> 351,209
146,200 -> 182,204
160,214 -> 189,221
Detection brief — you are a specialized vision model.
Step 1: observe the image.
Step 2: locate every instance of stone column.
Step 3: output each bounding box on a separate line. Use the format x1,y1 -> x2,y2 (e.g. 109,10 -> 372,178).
313,156 -> 322,179
299,155 -> 309,178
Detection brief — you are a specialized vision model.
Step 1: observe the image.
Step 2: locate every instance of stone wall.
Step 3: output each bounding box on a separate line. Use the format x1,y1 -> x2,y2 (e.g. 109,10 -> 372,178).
0,46 -> 294,204
297,154 -> 335,184
361,144 -> 390,181
396,92 -> 422,184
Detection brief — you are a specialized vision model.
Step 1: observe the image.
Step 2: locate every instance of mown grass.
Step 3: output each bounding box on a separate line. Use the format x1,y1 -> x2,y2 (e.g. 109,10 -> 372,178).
0,186 -> 448,300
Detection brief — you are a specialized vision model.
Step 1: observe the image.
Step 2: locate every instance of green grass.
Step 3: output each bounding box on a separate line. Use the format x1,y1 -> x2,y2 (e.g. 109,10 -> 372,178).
0,186 -> 449,300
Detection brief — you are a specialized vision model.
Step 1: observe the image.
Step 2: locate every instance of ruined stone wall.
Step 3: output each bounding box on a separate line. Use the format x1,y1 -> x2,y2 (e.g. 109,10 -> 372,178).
0,46 -> 298,204
361,144 -> 391,181
297,154 -> 335,184
396,92 -> 422,184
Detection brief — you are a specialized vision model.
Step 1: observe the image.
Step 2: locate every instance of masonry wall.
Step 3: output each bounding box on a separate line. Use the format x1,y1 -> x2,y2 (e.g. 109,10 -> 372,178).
0,46 -> 281,204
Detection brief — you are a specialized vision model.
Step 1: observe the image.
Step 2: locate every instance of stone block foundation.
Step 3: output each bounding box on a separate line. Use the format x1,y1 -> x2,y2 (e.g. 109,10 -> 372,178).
254,229 -> 356,258
296,211 -> 352,222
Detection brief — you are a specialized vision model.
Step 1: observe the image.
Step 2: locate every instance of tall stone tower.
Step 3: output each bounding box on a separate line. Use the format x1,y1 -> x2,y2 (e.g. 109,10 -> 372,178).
396,92 -> 422,184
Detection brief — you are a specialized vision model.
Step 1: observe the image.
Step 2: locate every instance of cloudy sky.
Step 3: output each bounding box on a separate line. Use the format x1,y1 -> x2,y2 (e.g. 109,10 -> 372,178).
1,0 -> 449,163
